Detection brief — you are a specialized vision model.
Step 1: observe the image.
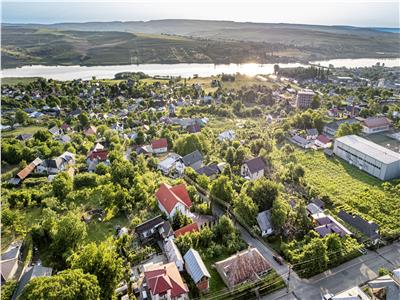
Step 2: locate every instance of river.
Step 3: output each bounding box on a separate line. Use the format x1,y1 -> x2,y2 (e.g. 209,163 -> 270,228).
1,58 -> 399,81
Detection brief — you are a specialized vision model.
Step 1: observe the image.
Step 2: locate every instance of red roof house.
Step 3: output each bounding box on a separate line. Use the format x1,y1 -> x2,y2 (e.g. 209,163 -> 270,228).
84,125 -> 97,136
174,223 -> 199,238
156,183 -> 192,218
87,149 -> 109,161
315,135 -> 332,148
144,262 -> 189,299
151,138 -> 168,154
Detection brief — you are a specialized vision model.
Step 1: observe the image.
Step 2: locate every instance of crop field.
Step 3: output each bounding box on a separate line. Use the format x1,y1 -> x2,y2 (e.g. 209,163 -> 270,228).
294,150 -> 400,239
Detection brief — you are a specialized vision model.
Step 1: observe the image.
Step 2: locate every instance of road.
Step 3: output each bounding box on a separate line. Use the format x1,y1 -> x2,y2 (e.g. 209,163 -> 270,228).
212,204 -> 400,300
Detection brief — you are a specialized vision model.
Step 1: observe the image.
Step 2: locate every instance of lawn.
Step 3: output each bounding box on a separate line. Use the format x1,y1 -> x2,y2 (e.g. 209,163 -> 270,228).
86,214 -> 129,243
294,150 -> 400,238
2,77 -> 42,86
2,125 -> 47,138
203,254 -> 230,293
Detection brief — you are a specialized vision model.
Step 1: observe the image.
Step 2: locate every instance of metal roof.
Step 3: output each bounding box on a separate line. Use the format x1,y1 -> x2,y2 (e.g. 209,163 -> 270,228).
183,248 -> 210,284
335,135 -> 400,164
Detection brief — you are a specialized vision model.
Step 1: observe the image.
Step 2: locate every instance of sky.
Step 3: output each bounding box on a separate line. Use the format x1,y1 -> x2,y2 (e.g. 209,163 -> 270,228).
2,0 -> 400,28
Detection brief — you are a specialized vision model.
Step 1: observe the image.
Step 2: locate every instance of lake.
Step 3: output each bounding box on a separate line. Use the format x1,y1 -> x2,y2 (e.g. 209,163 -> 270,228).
1,58 -> 399,81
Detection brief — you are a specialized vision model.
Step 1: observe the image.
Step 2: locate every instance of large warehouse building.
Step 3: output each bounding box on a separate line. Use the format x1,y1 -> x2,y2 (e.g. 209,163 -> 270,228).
333,135 -> 400,180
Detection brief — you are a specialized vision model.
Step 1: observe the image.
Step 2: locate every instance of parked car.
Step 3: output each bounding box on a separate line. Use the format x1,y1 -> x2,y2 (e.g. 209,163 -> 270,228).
273,255 -> 284,265
322,293 -> 333,300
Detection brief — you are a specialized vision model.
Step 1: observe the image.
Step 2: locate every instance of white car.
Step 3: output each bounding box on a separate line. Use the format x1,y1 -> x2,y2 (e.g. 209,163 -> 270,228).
322,293 -> 334,300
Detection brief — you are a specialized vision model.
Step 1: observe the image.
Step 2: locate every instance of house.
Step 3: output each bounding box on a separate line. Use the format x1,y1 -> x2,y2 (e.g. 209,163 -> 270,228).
312,212 -> 352,238
84,125 -> 97,137
164,239 -> 184,272
362,117 -> 391,134
315,135 -> 332,148
155,183 -> 192,218
174,223 -> 199,238
290,135 -> 311,149
16,134 -> 32,141
157,153 -> 183,176
56,135 -> 71,144
196,163 -> 220,179
338,210 -> 380,244
136,145 -> 153,155
187,124 -> 201,134
10,157 -> 43,185
306,203 -> 323,215
135,215 -> 173,242
181,150 -> 203,170
305,128 -> 319,140
218,130 -> 235,141
183,249 -> 211,292
151,138 -> 168,154
12,265 -> 52,300
323,118 -> 359,137
257,210 -> 273,237
36,152 -> 75,174
143,262 -> 189,300
48,126 -> 60,136
241,157 -> 266,180
215,248 -> 271,288
1,242 -> 22,284
86,149 -> 109,172
330,286 -> 370,300
368,272 -> 400,300
60,123 -> 72,133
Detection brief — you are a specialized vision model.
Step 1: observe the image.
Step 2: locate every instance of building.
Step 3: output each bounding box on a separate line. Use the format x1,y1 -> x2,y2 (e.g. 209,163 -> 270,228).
362,117 -> 391,134
368,272 -> 400,300
155,183 -> 192,218
330,286 -> 370,300
295,90 -> 315,108
86,149 -> 109,172
181,150 -> 203,170
290,135 -> 311,149
241,157 -> 266,180
135,215 -> 173,242
306,128 -> 319,140
83,125 -> 97,137
323,118 -> 359,137
10,157 -> 43,185
143,262 -> 189,300
218,130 -> 235,141
312,212 -> 352,238
151,138 -> 168,154
196,163 -> 221,179
1,242 -> 22,284
36,151 -> 75,174
215,248 -> 271,288
315,135 -> 332,148
338,210 -> 380,244
164,239 -> 184,272
174,223 -> 199,238
256,210 -> 273,237
157,153 -> 183,175
183,249 -> 211,292
12,265 -> 52,300
333,135 -> 400,180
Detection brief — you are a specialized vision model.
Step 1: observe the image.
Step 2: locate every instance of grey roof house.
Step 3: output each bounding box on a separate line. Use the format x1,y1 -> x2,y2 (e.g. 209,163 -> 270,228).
12,265 -> 52,300
257,210 -> 273,237
241,157 -> 266,180
338,210 -> 380,243
181,150 -> 203,170
184,248 -> 211,292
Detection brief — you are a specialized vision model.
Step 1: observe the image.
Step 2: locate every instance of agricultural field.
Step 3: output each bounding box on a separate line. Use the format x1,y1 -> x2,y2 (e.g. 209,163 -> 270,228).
294,150 -> 400,239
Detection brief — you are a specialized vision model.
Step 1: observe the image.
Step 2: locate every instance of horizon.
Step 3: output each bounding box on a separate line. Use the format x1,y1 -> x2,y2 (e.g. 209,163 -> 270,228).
2,1 -> 400,28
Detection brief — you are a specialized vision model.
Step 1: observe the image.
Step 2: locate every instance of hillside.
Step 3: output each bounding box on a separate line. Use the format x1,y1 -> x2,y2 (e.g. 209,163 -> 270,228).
2,20 -> 399,68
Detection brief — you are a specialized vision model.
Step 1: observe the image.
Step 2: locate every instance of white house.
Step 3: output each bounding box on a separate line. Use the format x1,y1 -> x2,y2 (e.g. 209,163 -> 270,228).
362,117 -> 391,134
257,210 -> 273,237
164,239 -> 184,272
241,157 -> 266,180
157,153 -> 183,175
155,183 -> 192,218
151,138 -> 168,154
315,135 -> 332,148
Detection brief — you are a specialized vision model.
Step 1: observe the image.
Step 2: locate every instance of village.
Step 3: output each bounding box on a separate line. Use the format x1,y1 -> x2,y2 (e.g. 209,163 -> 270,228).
1,64 -> 400,300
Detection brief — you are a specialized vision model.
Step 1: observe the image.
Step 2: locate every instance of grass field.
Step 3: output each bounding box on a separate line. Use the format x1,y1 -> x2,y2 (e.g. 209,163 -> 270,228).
2,125 -> 47,138
87,214 -> 129,243
203,254 -> 230,293
294,150 -> 400,238
1,77 -> 42,85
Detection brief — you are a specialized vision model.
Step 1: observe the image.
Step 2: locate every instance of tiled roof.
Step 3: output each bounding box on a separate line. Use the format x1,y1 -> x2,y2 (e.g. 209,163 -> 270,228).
196,164 -> 220,177
363,117 -> 391,128
156,183 -> 192,214
174,223 -> 199,238
87,149 -> 109,161
144,262 -> 188,297
151,138 -> 168,149
182,150 -> 202,167
17,158 -> 43,180
316,135 -> 331,144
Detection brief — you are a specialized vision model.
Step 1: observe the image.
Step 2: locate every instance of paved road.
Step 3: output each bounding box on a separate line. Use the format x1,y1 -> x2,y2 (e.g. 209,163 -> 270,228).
212,203 -> 400,300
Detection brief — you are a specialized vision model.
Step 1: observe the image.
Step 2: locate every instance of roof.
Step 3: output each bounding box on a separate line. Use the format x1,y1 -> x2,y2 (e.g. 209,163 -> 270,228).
256,210 -> 273,233
338,210 -> 380,239
196,164 -> 220,177
297,89 -> 315,96
16,134 -> 32,141
48,126 -> 59,135
324,118 -> 359,131
144,262 -> 188,297
164,239 -> 183,264
1,259 -> 18,281
316,135 -> 331,144
215,248 -> 271,287
135,215 -> 165,235
151,138 -> 168,149
184,248 -> 211,284
182,150 -> 203,167
244,157 -> 266,174
174,223 -> 199,238
1,242 -> 21,261
332,286 -> 370,300
363,117 -> 391,128
306,203 -> 323,215
335,135 -> 400,164
187,124 -> 201,133
84,125 -> 97,136
45,157 -> 64,169
17,158 -> 43,180
156,183 -> 192,214
291,135 -> 309,146
12,265 -> 52,300
87,149 -> 109,161
306,128 -> 318,136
